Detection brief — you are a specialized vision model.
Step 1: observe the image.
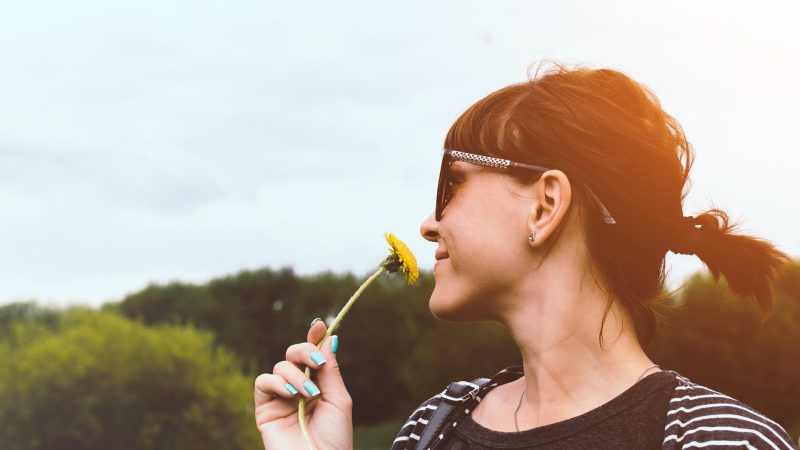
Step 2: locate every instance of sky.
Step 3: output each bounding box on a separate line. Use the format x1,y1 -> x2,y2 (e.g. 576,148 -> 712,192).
1,0 -> 799,308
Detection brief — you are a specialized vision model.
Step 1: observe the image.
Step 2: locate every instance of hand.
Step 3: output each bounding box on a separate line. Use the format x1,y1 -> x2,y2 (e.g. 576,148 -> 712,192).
254,320 -> 353,450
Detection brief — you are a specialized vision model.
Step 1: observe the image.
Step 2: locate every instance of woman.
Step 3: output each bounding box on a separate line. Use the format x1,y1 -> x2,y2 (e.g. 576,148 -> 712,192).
253,61 -> 797,450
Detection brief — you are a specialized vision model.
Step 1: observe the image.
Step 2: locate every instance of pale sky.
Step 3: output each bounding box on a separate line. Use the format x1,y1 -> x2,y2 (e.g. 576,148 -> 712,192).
2,0 -> 798,307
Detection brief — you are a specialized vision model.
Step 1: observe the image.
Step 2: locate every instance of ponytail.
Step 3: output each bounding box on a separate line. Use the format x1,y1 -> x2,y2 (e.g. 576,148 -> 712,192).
669,208 -> 791,320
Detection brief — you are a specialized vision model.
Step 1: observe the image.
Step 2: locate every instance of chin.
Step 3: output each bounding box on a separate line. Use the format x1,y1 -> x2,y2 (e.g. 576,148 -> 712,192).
428,284 -> 458,321
428,285 -> 483,322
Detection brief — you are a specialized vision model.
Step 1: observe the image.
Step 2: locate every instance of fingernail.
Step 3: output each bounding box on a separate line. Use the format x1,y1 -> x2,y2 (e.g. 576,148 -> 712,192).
331,335 -> 338,354
284,383 -> 298,395
309,317 -> 322,328
304,380 -> 320,397
310,351 -> 326,366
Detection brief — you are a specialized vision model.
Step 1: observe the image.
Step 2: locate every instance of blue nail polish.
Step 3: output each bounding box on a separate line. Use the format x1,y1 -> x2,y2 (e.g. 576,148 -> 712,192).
304,380 -> 320,397
331,335 -> 338,354
310,351 -> 326,366
284,383 -> 298,395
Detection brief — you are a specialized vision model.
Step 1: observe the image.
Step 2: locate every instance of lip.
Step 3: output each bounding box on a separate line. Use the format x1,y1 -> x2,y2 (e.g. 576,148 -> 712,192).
434,257 -> 449,270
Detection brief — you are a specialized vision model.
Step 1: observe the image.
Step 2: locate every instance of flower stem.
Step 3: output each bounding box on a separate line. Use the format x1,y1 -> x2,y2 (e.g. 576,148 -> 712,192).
298,265 -> 386,448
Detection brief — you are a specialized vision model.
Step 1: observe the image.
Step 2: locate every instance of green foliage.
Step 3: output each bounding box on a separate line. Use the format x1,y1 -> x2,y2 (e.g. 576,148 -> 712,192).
0,309 -> 260,450
353,418 -> 408,450
0,301 -> 60,343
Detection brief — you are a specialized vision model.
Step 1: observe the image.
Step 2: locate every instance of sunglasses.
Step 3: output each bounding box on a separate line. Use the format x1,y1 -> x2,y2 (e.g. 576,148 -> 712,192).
436,148 -> 616,224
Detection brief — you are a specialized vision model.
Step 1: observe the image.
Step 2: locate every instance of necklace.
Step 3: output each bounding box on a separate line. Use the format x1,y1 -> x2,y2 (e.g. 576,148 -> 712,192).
512,364 -> 661,432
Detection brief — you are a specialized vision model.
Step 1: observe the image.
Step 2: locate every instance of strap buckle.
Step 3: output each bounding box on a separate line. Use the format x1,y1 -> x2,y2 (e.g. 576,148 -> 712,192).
439,381 -> 481,403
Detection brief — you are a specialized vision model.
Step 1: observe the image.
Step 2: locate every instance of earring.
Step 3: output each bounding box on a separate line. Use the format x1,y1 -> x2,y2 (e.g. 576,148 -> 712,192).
528,232 -> 536,242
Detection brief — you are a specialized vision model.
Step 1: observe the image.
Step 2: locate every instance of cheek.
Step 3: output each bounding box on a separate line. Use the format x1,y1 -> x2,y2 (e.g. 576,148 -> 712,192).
471,242 -> 524,293
430,182 -> 530,318
469,209 -> 527,268
452,188 -> 528,271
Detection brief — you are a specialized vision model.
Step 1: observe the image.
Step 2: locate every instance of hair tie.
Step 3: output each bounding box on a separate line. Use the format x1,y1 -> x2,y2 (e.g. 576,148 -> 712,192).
669,215 -> 701,255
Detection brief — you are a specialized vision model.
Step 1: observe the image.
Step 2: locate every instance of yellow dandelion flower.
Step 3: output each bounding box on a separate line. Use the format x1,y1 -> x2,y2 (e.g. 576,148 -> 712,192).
382,232 -> 419,285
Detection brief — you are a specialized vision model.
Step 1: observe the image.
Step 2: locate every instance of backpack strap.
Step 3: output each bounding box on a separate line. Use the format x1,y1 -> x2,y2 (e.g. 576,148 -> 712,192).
415,377 -> 491,450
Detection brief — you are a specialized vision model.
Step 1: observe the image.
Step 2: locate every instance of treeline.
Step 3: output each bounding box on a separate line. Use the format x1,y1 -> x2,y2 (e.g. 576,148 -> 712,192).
1,260 -> 799,449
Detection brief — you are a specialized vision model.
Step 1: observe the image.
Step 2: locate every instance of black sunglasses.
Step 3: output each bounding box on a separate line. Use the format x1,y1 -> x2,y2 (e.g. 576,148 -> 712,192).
436,148 -> 616,224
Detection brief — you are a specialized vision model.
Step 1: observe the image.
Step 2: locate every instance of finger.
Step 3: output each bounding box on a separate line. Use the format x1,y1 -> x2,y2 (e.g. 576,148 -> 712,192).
307,317 -> 328,346
311,334 -> 352,407
273,360 -> 322,399
256,395 -> 318,432
305,318 -> 351,407
285,342 -> 328,371
254,373 -> 319,426
254,373 -> 299,405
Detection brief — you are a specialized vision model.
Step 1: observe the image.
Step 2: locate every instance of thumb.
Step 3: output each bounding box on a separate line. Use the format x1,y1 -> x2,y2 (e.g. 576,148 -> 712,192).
307,319 -> 349,404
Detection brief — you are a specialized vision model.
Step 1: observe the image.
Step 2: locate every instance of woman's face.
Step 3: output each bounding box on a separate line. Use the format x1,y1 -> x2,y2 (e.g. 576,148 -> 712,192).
419,160 -> 538,322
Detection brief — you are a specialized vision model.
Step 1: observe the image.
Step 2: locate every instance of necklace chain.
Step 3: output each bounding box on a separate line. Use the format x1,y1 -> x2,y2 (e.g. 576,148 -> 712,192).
512,364 -> 660,432
513,380 -> 525,433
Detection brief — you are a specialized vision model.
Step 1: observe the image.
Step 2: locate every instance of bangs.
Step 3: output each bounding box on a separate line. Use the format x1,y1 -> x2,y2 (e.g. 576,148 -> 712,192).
443,84 -> 529,160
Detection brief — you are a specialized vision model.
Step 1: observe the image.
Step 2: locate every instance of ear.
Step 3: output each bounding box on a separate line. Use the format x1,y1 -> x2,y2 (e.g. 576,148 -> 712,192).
527,170 -> 572,246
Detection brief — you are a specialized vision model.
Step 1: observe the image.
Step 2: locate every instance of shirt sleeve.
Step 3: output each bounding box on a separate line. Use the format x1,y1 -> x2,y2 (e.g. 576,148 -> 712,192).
390,392 -> 445,450
662,374 -> 797,450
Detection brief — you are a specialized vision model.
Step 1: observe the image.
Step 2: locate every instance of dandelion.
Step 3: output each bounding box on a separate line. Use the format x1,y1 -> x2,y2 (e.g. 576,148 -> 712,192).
381,231 -> 420,285
298,232 -> 418,449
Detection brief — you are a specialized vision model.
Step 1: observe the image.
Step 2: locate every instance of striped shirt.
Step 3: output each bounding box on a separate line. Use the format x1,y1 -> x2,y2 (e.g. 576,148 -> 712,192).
391,366 -> 797,450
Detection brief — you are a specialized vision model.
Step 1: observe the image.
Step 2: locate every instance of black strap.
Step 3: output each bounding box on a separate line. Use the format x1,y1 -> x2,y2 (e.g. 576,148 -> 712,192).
414,377 -> 491,450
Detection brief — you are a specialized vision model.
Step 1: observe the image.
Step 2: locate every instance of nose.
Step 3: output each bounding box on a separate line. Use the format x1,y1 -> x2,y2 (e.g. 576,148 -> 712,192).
420,211 -> 440,243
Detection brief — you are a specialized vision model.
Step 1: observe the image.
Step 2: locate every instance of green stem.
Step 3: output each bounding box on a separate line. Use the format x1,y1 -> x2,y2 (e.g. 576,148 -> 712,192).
298,265 -> 386,449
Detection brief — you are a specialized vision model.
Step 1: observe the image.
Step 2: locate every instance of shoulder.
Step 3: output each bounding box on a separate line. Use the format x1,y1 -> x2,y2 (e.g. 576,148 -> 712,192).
390,390 -> 443,450
390,366 -> 523,450
661,370 -> 797,450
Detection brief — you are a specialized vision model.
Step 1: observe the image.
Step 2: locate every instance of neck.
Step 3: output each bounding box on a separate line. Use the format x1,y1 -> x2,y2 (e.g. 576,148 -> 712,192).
498,263 -> 657,429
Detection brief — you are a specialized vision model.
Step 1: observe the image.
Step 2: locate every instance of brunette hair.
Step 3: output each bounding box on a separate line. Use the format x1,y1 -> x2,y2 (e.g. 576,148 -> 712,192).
444,60 -> 790,346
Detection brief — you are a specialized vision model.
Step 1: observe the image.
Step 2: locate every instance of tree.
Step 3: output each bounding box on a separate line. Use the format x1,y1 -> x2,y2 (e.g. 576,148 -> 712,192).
0,308 -> 260,450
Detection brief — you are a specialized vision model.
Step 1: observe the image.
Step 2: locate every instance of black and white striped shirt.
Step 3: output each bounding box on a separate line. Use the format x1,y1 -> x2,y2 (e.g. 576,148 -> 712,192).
391,366 -> 797,450
664,371 -> 795,449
